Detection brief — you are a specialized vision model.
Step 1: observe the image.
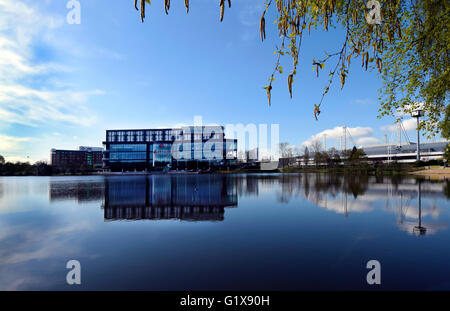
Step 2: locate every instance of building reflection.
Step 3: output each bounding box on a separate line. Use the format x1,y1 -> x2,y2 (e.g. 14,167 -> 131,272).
279,174 -> 447,236
413,180 -> 427,235
47,173 -> 447,232
49,179 -> 104,203
103,175 -> 238,222
229,174 -> 447,236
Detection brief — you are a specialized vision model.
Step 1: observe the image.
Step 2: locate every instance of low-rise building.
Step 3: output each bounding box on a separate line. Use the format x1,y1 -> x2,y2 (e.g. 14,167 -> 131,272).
51,146 -> 103,170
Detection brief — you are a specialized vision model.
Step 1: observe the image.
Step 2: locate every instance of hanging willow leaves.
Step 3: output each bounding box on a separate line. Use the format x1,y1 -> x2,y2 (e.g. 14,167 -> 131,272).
131,0 -> 449,136
259,14 -> 266,41
220,1 -> 224,22
287,74 -> 293,99
164,0 -> 170,15
340,72 -> 346,90
140,0 -> 145,22
266,85 -> 272,107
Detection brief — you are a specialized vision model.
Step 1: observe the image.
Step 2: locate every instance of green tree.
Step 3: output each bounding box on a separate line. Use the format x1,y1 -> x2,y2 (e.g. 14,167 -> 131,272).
0,155 -> 5,165
440,104 -> 450,139
444,143 -> 450,164
133,0 -> 449,136
347,146 -> 367,165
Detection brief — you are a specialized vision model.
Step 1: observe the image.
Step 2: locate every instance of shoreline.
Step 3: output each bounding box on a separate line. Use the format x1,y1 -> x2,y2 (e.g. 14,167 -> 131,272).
409,167 -> 450,180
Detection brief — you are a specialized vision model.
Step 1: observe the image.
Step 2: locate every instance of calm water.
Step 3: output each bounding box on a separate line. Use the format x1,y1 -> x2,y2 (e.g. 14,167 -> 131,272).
0,174 -> 449,290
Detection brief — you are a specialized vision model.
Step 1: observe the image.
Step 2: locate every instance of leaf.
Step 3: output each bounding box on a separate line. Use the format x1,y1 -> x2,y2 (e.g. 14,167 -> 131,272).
140,0 -> 145,22
220,2 -> 224,22
266,85 -> 272,106
288,74 -> 293,99
260,14 -> 266,41
165,0 -> 170,15
340,72 -> 346,90
314,104 -> 321,120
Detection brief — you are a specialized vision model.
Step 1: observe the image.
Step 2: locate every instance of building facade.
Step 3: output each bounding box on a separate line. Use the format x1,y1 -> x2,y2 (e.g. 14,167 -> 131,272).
362,141 -> 449,163
103,126 -> 238,171
51,146 -> 103,170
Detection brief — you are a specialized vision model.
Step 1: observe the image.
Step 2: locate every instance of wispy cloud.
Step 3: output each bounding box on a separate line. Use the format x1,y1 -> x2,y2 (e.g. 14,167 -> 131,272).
301,126 -> 374,147
0,0 -> 101,128
238,2 -> 265,27
0,134 -> 35,152
353,98 -> 376,106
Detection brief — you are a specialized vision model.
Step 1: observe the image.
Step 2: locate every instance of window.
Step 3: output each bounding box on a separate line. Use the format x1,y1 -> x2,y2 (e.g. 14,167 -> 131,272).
145,131 -> 153,142
126,131 -> 135,142
117,131 -> 125,142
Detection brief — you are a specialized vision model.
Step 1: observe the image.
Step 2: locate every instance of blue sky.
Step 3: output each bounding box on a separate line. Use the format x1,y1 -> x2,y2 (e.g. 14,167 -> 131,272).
0,0 -> 438,162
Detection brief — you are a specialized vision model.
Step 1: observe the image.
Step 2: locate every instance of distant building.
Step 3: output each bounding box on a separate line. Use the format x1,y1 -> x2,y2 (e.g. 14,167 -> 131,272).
362,141 -> 449,163
51,146 -> 103,170
103,126 -> 238,171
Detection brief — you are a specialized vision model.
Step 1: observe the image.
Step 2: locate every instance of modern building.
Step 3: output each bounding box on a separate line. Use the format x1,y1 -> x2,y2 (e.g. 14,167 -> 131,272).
103,126 -> 238,171
51,146 -> 103,170
281,141 -> 449,167
362,141 -> 449,163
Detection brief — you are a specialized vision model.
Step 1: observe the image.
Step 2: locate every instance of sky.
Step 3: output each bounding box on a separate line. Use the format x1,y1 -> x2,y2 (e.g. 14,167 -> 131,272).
0,0 -> 443,163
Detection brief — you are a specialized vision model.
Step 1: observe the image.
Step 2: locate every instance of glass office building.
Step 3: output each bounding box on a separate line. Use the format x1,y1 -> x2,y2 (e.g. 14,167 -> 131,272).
103,126 -> 238,171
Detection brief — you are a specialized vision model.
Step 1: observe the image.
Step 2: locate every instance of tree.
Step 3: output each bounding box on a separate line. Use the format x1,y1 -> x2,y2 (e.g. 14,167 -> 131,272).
0,155 -> 4,165
279,142 -> 291,158
444,143 -> 450,165
328,147 -> 341,166
347,146 -> 367,165
303,146 -> 310,166
133,0 -> 449,136
440,104 -> 450,140
311,139 -> 322,154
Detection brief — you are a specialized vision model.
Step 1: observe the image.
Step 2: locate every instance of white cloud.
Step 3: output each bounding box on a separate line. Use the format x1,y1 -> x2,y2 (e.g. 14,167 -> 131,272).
353,98 -> 376,106
0,0 -> 101,128
238,3 -> 265,27
380,118 -> 417,132
0,134 -> 35,153
301,126 -> 374,147
356,137 -> 381,146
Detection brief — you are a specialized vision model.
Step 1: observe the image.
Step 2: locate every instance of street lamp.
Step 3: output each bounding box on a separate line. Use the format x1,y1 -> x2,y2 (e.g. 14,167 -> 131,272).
411,109 -> 424,161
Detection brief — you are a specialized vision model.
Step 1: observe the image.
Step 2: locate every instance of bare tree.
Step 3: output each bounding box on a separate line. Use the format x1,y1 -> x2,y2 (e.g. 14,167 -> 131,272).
302,146 -> 309,166
279,142 -> 291,158
311,140 -> 322,154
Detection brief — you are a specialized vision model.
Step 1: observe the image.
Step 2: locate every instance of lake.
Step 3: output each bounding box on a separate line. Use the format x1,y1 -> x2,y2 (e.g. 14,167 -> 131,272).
0,174 -> 449,290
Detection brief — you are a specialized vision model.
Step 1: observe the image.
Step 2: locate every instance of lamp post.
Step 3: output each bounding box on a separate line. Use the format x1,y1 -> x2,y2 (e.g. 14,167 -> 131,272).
411,109 -> 424,161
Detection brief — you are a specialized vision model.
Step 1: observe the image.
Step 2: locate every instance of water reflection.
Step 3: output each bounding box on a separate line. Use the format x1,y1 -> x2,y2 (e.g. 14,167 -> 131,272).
103,175 -> 237,221
48,175 -> 238,222
272,174 -> 447,236
1,174 -> 449,290
50,180 -> 104,202
46,174 -> 449,234
229,173 -> 448,236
